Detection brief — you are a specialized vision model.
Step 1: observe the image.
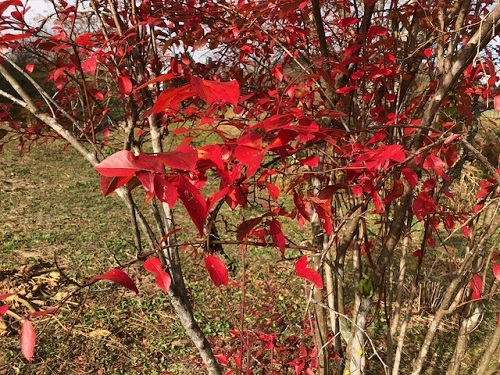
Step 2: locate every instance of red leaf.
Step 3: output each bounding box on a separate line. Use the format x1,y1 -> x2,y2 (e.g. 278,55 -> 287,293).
204,254 -> 228,287
20,320 -> 35,361
269,219 -> 286,257
0,304 -> 8,317
152,85 -> 196,113
266,183 -> 280,201
87,269 -> 139,294
154,271 -> 171,293
76,33 -> 91,47
144,257 -> 163,274
143,257 -> 171,293
298,156 -> 319,167
118,76 -> 133,95
135,73 -> 176,91
28,307 -> 57,318
493,263 -> 500,282
99,175 -> 134,196
177,175 -> 207,236
95,150 -> 164,177
423,47 -> 432,58
25,63 -> 34,73
338,17 -> 359,28
295,255 -> 324,289
81,57 -> 97,75
470,274 -> 483,300
423,154 -> 444,176
494,95 -> 500,111
190,76 -> 240,107
214,354 -> 229,366
156,146 -> 198,172
237,217 -> 263,241
336,85 -> 358,94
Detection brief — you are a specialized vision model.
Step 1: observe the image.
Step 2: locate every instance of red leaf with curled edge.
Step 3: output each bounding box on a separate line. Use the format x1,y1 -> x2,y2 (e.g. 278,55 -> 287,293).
156,146 -> 198,172
99,175 -> 135,196
190,77 -> 240,107
470,274 -> 483,300
87,269 -> 139,294
95,151 -> 164,177
118,76 -> 133,95
295,255 -> 324,289
177,175 -> 207,236
204,254 -> 228,287
423,154 -> 444,176
0,304 -> 8,317
269,219 -> 286,257
20,320 -> 35,361
152,85 -> 196,113
493,263 -> 500,281
494,95 -> 500,111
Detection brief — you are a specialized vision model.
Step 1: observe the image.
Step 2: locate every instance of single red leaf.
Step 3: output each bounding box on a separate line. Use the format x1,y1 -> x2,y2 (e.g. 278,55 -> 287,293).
298,156 -> 319,167
152,174 -> 179,207
76,33 -> 91,47
214,353 -> 229,366
266,183 -> 280,201
152,85 -> 196,113
95,150 -> 164,177
177,175 -> 207,236
493,263 -> 500,282
118,76 -> 133,95
295,255 -> 324,289
269,219 -> 286,257
27,307 -> 57,318
494,94 -> 500,111
81,57 -> 97,75
423,47 -> 432,58
470,274 -> 483,300
25,63 -> 34,73
87,269 -> 139,294
99,175 -> 134,196
95,150 -> 142,177
190,76 -> 240,107
204,255 -> 229,287
135,73 -> 176,91
156,146 -> 198,172
423,154 -> 444,176
144,257 -> 163,274
338,16 -> 359,28
20,320 -> 35,361
0,304 -> 8,317
154,271 -> 171,293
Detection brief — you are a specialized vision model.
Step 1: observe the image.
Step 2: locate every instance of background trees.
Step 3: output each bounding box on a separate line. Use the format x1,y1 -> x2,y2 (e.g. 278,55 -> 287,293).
1,0 -> 500,374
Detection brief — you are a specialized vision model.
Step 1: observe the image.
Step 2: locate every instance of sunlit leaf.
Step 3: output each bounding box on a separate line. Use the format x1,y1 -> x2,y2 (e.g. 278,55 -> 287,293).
87,269 -> 139,294
295,255 -> 324,289
205,254 -> 228,287
20,320 -> 36,361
